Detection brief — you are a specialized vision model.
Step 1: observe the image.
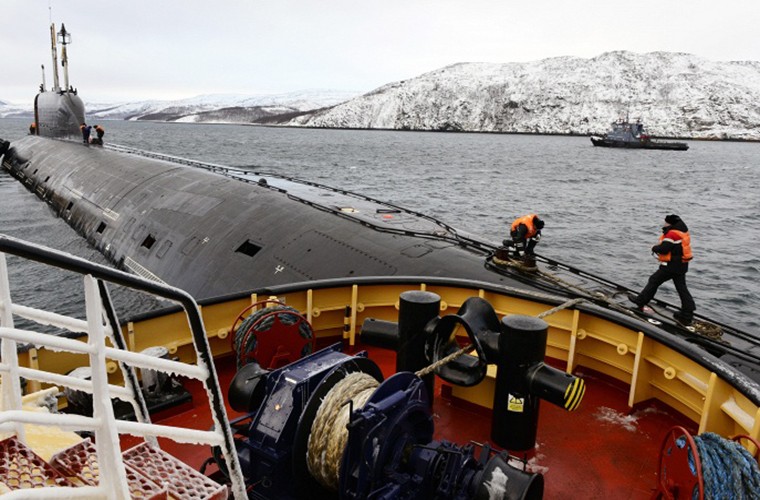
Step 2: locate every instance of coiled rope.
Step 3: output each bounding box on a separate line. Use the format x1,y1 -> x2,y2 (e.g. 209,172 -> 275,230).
679,432 -> 760,499
307,372 -> 379,490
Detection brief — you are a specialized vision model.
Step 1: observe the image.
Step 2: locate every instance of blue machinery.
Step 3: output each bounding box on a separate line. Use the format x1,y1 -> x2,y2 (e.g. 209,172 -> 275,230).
224,291 -> 585,499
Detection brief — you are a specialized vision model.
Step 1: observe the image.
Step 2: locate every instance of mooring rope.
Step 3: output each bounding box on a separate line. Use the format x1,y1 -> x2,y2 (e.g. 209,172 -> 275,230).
536,297 -> 585,319
306,372 -> 379,490
680,432 -> 760,499
415,343 -> 473,378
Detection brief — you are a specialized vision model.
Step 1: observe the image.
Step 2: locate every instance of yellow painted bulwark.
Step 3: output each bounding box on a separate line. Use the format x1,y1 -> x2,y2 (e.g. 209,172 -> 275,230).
13,282 -> 759,452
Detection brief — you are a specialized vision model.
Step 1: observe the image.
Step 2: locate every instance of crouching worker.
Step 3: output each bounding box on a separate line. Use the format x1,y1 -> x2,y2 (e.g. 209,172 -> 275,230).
505,214 -> 544,260
89,124 -> 105,145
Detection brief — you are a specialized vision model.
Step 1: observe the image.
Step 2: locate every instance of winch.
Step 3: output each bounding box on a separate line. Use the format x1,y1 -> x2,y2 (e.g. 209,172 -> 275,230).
221,291 -> 585,499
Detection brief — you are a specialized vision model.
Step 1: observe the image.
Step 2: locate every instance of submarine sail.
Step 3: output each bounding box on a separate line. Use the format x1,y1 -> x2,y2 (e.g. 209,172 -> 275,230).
34,23 -> 85,139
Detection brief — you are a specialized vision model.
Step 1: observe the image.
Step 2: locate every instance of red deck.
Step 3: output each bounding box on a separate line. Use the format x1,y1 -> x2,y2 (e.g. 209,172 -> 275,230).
123,344 -> 696,499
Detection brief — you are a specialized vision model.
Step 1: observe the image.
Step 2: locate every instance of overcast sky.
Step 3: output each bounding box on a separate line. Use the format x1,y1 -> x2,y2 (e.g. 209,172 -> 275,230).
2,0 -> 759,104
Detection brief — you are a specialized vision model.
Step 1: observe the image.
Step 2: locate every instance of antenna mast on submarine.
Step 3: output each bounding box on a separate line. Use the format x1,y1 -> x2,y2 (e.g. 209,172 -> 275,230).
40,65 -> 46,92
49,23 -> 60,92
58,24 -> 72,92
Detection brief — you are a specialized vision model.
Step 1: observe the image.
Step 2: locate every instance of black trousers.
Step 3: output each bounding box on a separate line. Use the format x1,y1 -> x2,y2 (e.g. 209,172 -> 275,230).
635,266 -> 695,319
510,235 -> 538,256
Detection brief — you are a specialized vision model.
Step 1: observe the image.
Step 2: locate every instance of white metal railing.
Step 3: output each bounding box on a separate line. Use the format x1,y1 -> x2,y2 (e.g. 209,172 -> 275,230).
0,235 -> 246,499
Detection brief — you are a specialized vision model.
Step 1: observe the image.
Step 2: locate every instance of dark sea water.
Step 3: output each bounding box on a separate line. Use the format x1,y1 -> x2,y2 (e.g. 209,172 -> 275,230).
1,117 -> 759,334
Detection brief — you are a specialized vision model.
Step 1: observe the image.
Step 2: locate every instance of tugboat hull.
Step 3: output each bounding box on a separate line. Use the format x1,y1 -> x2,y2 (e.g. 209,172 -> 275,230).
591,136 -> 689,151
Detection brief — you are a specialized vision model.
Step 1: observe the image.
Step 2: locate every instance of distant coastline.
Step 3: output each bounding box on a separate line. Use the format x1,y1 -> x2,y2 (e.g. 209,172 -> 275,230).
2,115 -> 757,142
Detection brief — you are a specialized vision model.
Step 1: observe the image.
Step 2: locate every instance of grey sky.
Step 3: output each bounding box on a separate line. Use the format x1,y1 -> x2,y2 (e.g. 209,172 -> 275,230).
2,0 -> 759,104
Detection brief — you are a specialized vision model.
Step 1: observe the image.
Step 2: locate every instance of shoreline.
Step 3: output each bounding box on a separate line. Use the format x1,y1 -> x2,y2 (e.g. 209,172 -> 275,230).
1,115 -> 758,143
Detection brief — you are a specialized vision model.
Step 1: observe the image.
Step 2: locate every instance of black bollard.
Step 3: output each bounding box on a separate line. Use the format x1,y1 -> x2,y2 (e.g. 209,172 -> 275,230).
491,314 -> 584,451
396,290 -> 441,406
492,315 -> 546,450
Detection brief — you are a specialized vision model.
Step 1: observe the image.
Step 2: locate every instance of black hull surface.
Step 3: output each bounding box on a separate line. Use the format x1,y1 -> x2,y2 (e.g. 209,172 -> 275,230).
590,137 -> 689,151
1,136 -> 517,299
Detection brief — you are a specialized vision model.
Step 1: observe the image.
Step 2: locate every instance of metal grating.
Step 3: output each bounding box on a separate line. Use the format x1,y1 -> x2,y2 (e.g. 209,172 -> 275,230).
50,439 -> 168,499
0,436 -> 74,491
123,442 -> 227,500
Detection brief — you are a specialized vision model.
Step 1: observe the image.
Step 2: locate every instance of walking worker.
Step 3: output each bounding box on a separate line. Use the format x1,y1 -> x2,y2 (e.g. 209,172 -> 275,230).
507,214 -> 544,258
630,214 -> 696,324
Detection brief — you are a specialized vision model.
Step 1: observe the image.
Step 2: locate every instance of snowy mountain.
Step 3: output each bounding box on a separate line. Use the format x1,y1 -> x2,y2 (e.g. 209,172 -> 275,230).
86,90 -> 359,121
0,90 -> 358,121
286,51 -> 760,140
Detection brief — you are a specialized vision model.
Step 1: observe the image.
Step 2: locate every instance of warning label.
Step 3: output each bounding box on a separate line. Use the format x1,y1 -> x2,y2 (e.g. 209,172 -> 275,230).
508,394 -> 525,412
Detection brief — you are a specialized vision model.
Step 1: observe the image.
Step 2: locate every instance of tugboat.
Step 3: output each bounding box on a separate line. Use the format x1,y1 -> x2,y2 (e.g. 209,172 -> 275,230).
1,234 -> 759,499
590,117 -> 689,151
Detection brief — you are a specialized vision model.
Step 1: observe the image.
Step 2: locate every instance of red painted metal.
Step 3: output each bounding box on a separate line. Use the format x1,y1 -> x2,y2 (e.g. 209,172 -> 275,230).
652,426 -> 704,500
228,299 -> 288,343
123,442 -> 228,500
238,309 -> 313,369
231,300 -> 314,369
0,436 -> 73,491
132,345 -> 699,499
732,434 -> 760,462
50,438 -> 168,499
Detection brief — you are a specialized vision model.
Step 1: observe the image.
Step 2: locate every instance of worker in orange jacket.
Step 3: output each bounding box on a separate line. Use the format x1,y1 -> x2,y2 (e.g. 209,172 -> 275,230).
506,214 -> 544,258
630,214 -> 696,324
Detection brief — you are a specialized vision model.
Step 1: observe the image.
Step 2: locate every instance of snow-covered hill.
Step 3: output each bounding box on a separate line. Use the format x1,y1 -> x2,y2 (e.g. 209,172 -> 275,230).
287,51 -> 760,140
0,90 -> 358,121
86,90 -> 358,121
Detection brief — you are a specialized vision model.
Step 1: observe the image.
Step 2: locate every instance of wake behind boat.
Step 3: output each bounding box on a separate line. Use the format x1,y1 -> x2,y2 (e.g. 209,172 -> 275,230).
590,117 -> 689,150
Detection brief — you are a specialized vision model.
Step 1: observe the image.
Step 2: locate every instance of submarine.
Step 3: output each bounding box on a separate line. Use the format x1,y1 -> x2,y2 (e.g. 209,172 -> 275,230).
3,23 -> 760,389
0,24 -> 520,301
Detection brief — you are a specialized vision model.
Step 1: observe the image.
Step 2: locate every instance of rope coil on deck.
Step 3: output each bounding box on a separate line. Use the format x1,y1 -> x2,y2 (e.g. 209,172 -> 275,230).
688,433 -> 760,499
233,304 -> 313,369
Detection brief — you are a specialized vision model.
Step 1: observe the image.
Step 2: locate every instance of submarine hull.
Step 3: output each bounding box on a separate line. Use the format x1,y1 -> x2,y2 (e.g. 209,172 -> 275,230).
1,136 -> 515,300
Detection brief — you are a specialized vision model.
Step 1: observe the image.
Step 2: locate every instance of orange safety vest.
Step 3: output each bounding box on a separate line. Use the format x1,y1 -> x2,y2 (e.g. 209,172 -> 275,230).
657,230 -> 693,263
511,214 -> 539,239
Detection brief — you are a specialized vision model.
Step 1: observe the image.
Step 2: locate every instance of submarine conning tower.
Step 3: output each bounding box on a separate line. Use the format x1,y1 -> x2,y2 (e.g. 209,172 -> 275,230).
33,22 -> 85,139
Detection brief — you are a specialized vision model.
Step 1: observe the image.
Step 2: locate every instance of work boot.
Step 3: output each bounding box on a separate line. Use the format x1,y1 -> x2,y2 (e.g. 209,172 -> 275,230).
673,312 -> 693,325
628,296 -> 645,311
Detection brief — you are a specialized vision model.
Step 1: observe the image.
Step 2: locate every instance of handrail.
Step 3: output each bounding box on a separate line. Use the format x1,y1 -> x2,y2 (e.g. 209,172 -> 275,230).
0,233 -> 246,499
